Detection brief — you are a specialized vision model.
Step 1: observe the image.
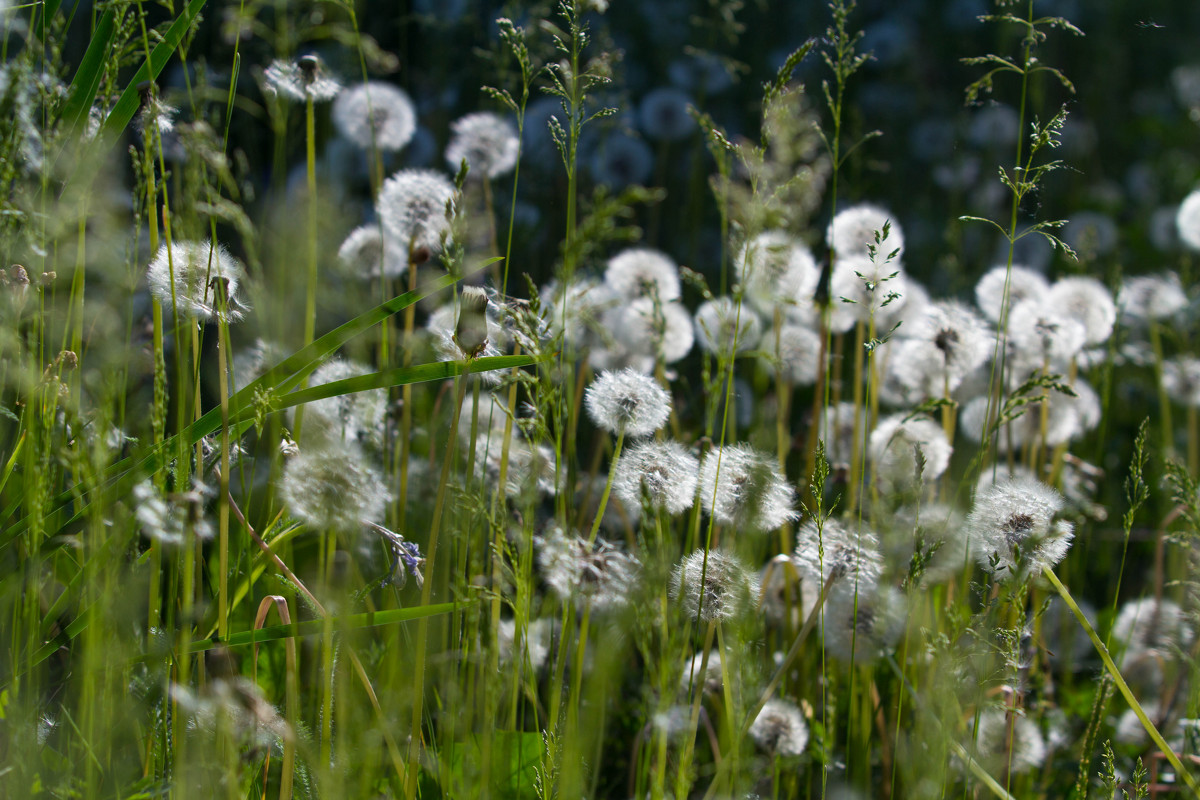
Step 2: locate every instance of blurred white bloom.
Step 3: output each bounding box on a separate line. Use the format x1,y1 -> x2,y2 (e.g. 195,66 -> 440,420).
333,82 -> 416,151
698,444 -> 797,531
761,322 -> 823,387
793,517 -> 884,591
749,699 -> 809,757
1163,356 -> 1200,407
536,526 -> 640,611
639,86 -> 694,142
612,439 -> 699,515
445,111 -> 519,179
868,414 -> 952,494
827,203 -> 905,261
263,55 -> 340,103
736,230 -> 820,316
693,297 -> 761,357
670,549 -> 759,623
1045,276 -> 1116,346
378,168 -> 458,255
146,240 -> 247,323
822,585 -> 906,665
584,369 -> 672,437
1118,272 -> 1189,324
974,264 -> 1049,324
337,224 -> 408,280
277,441 -> 389,533
604,247 -> 681,302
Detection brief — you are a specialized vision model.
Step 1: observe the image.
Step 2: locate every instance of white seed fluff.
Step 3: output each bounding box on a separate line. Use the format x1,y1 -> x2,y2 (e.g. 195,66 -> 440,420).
584,369 -> 672,437
965,477 -> 1074,578
377,168 -> 457,255
612,439 -> 699,515
698,444 -> 798,531
146,240 -> 246,323
444,111 -> 520,179
333,82 -> 416,152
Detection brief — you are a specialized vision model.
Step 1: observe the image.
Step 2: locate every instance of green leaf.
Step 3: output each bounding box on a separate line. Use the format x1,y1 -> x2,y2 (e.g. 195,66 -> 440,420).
58,9 -> 117,140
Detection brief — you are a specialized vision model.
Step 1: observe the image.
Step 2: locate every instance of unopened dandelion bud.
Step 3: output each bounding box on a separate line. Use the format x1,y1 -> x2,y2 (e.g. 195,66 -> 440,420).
454,286 -> 491,358
59,351 -> 78,370
40,271 -> 55,286
10,264 -> 28,288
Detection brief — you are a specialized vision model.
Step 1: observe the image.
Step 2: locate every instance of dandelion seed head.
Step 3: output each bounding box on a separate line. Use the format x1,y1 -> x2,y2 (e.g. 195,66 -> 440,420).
670,549 -> 759,623
693,297 -> 761,357
536,526 -> 641,612
612,439 -> 699,515
584,368 -> 672,437
736,231 -> 820,316
497,617 -> 553,672
277,442 -> 389,533
604,248 -> 681,303
1007,298 -> 1088,366
639,86 -> 695,142
1045,276 -> 1116,346
133,479 -> 214,546
749,699 -> 809,757
337,225 -> 408,280
1110,597 -> 1196,659
263,56 -> 340,103
333,82 -> 416,151
912,300 -> 991,387
296,358 -> 388,449
793,518 -> 884,590
974,264 -> 1050,323
377,168 -> 457,255
967,710 -> 1047,776
146,240 -> 247,323
817,402 -> 863,469
1177,189 -> 1200,252
827,203 -> 905,261
966,478 -> 1073,578
883,503 -> 970,585
611,298 -> 695,365
822,585 -> 906,665
540,276 -> 617,347
762,322 -> 823,387
679,650 -> 723,695
868,414 -> 952,494
589,131 -> 654,188
1118,272 -> 1189,324
1163,356 -> 1200,407
698,444 -> 797,531
445,111 -> 519,179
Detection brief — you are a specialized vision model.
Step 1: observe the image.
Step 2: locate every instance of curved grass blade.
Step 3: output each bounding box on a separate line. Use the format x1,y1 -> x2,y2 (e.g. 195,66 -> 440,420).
57,8 -> 116,140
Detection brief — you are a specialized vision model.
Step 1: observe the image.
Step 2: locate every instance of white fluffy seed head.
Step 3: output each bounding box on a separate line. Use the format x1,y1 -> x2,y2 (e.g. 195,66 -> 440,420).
912,300 -> 992,389
1045,276 -> 1117,346
604,247 -> 681,302
263,57 -> 340,103
669,549 -> 760,623
1006,298 -> 1088,367
333,82 -> 416,151
736,230 -> 820,315
1177,189 -> 1200,251
639,86 -> 695,142
337,225 -> 408,280
827,203 -> 905,261
830,254 -> 908,329
966,477 -> 1074,578
294,358 -> 388,450
277,442 -> 389,533
966,710 -> 1047,777
535,526 -> 641,612
1118,272 -> 1189,324
146,240 -> 246,323
793,517 -> 884,591
761,322 -> 823,387
693,297 -> 761,357
1110,597 -> 1196,659
612,439 -> 699,515
611,298 -> 695,364
1163,356 -> 1200,407
974,264 -> 1050,323
698,444 -> 798,531
584,368 -> 672,437
445,111 -> 519,179
822,585 -> 906,665
868,414 -> 952,494
377,168 -> 458,256
749,699 -> 809,757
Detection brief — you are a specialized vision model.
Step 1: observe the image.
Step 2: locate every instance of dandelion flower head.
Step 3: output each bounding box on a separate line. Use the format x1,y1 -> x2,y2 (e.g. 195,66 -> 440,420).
1118,272 -> 1189,324
1045,276 -> 1116,346
822,585 -> 906,665
868,414 -> 952,494
670,549 -> 760,623
263,55 -> 341,103
611,298 -> 695,365
638,86 -> 695,142
535,526 -> 641,612
749,699 -> 809,757
146,240 -> 247,323
966,477 -> 1074,578
604,247 -> 681,302
736,230 -> 821,316
612,439 -> 699,515
337,224 -> 408,280
761,322 -> 823,387
377,168 -> 458,255
277,442 -> 389,533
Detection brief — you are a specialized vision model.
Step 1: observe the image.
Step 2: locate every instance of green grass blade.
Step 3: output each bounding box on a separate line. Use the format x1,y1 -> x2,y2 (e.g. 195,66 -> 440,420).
57,9 -> 116,139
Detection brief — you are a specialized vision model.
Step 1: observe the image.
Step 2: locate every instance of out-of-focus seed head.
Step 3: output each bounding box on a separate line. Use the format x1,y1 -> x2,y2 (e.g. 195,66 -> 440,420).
535,526 -> 641,612
974,264 -> 1050,323
263,56 -> 341,103
377,168 -> 458,256
1045,276 -> 1117,346
868,414 -> 952,495
793,517 -> 884,590
1118,272 -> 1189,325
337,225 -> 408,280
146,240 -> 247,323
827,203 -> 905,261
611,298 -> 695,365
693,297 -> 761,357
1163,356 -> 1200,407
1177,189 -> 1200,251
333,82 -> 416,152
604,247 -> 681,303
736,230 -> 820,316
761,322 -> 823,387
822,585 -> 906,665
277,442 -> 389,533
445,111 -> 520,180
749,698 -> 809,757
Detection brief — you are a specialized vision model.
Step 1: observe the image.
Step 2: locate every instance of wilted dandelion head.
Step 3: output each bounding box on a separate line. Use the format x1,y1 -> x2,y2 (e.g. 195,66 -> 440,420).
333,81 -> 415,151
377,168 -> 457,255
966,710 -> 1047,777
762,322 -> 823,387
611,298 -> 695,364
736,230 -> 820,315
1163,356 -> 1200,407
263,55 -> 340,103
134,92 -> 177,139
974,264 -> 1049,323
693,297 -> 761,357
639,86 -> 695,142
1177,189 -> 1200,252
1045,276 -> 1116,346
1118,272 -> 1189,325
698,444 -> 797,531
146,240 -> 247,323
793,517 -> 884,590
749,698 -> 809,757
337,224 -> 408,280
612,439 -> 699,515
670,549 -> 759,623
604,247 -> 681,303
822,585 -> 906,665
535,526 -> 641,612
277,442 -> 389,533
445,111 -> 519,179
584,368 -> 672,437
966,477 -> 1073,578
868,414 -> 952,494
1110,597 -> 1196,660
827,203 -> 904,261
